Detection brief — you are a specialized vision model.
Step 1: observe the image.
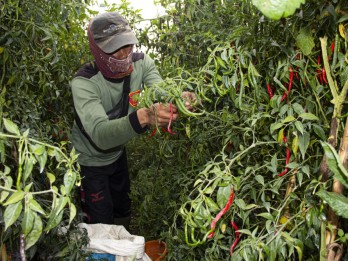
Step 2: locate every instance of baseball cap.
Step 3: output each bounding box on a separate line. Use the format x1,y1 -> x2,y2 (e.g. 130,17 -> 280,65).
89,12 -> 139,54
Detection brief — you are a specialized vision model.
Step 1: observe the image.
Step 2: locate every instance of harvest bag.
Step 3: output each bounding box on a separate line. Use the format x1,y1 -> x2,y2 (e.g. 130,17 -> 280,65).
79,223 -> 151,261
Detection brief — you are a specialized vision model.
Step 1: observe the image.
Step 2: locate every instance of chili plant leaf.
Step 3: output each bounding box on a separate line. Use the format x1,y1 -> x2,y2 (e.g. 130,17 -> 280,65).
0,176 -> 13,203
298,112 -> 319,121
205,197 -> 220,213
0,140 -> 5,163
251,0 -> 306,20
64,169 -> 76,195
277,128 -> 284,143
257,212 -> 274,221
46,172 -> 56,184
23,155 -> 36,183
45,196 -> 68,232
45,207 -> 64,232
321,141 -> 348,188
3,191 -> 24,206
292,103 -> 305,115
25,212 -> 43,250
35,150 -> 47,173
292,135 -> 299,157
298,132 -> 310,160
282,115 -> 296,124
296,27 -> 315,56
22,208 -> 35,236
217,186 -> 232,209
29,197 -> 46,216
294,121 -> 304,135
270,122 -> 284,133
4,201 -> 23,230
313,124 -> 326,140
69,202 -> 77,225
3,118 -> 20,135
317,190 -> 348,218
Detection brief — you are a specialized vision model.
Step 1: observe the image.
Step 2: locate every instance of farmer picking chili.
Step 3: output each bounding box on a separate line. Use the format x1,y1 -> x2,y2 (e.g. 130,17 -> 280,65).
70,12 -> 196,229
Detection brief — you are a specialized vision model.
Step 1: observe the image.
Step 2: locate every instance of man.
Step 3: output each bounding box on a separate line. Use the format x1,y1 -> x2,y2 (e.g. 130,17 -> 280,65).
71,12 -> 195,229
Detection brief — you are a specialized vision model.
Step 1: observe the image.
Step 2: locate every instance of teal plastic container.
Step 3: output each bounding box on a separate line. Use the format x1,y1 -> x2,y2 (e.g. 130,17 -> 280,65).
87,253 -> 116,261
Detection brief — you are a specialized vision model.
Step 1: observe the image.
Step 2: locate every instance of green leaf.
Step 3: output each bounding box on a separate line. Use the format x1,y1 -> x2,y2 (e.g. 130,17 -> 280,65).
3,191 -> 25,206
3,118 -> 20,135
270,122 -> 284,133
69,202 -> 77,225
36,150 -> 47,173
282,115 -> 296,123
23,155 -> 36,183
217,186 -> 232,209
296,27 -> 315,56
299,132 -> 310,160
30,144 -> 45,156
321,142 -> 348,188
294,121 -> 304,135
25,212 -> 43,250
255,175 -> 265,186
22,209 -> 35,236
29,198 -> 46,216
45,196 -> 68,232
4,201 -> 23,230
313,124 -> 326,141
0,176 -> 13,203
251,0 -> 306,20
317,190 -> 348,218
45,208 -> 64,232
203,186 -> 214,194
205,197 -> 220,212
292,103 -> 305,115
257,212 -> 274,221
298,112 -> 319,121
47,172 -> 56,184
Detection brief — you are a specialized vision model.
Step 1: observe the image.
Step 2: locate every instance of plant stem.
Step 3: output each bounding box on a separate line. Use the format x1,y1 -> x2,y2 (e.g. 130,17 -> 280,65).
227,141 -> 278,168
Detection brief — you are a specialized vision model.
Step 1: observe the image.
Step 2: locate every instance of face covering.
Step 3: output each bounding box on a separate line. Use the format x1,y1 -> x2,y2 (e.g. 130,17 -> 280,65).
107,49 -> 133,73
87,24 -> 134,78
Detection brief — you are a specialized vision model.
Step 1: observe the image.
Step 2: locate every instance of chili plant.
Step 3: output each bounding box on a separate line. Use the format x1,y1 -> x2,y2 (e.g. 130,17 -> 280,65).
0,118 -> 80,259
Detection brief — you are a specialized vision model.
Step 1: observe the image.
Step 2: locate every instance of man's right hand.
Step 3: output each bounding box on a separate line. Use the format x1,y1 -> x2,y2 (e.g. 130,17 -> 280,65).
137,103 -> 179,128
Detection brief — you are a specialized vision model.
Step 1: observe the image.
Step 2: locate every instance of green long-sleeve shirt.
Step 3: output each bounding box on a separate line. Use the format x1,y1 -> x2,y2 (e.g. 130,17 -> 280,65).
70,53 -> 162,166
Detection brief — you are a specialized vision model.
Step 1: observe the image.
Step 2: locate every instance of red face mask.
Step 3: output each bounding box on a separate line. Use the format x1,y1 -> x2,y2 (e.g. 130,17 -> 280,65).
107,49 -> 133,73
88,25 -> 134,78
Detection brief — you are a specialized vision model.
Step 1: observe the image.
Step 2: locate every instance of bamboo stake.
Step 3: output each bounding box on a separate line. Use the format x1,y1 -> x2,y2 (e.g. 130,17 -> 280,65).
318,36 -> 348,261
325,116 -> 348,261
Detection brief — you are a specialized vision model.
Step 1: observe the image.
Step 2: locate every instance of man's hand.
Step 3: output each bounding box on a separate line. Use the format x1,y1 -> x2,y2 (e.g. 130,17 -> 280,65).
137,103 -> 179,128
181,91 -> 197,111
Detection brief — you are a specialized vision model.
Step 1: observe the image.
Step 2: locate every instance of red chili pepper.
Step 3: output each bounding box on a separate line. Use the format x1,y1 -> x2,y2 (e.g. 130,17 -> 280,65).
230,221 -> 241,256
317,55 -> 323,84
266,83 -> 274,99
322,67 -> 328,84
208,188 -> 235,238
281,67 -> 294,101
167,102 -> 176,134
236,84 -> 240,94
329,41 -> 335,61
278,136 -> 291,177
281,68 -> 293,101
129,90 -> 141,107
147,128 -> 157,139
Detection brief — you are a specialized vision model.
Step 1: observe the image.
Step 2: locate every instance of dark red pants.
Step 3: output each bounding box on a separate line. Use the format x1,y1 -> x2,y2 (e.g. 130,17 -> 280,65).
80,151 -> 131,224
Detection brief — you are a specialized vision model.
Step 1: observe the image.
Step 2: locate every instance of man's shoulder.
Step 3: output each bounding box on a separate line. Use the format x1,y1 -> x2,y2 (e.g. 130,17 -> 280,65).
74,62 -> 98,79
132,52 -> 144,62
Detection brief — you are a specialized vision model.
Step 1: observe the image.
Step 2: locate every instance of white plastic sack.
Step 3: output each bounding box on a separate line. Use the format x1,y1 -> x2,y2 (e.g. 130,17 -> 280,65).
77,223 -> 152,261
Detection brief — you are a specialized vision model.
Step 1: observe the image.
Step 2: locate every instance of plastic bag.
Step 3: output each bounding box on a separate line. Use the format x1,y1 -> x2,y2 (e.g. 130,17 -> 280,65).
77,223 -> 152,261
